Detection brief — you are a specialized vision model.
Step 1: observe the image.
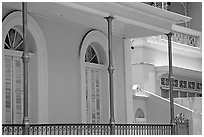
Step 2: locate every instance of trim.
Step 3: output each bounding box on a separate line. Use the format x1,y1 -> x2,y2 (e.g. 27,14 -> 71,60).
80,30 -> 108,123
2,11 -> 48,123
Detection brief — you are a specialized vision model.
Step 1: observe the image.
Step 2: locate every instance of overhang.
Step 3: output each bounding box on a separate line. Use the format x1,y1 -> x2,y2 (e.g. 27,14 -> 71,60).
3,2 -> 191,38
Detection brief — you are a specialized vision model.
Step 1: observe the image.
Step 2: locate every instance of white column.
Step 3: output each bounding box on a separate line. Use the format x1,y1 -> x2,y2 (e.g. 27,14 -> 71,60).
124,39 -> 134,123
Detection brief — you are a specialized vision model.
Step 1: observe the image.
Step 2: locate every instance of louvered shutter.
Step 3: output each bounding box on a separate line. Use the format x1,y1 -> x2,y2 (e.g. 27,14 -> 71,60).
13,57 -> 23,124
5,55 -> 12,124
86,67 -> 101,124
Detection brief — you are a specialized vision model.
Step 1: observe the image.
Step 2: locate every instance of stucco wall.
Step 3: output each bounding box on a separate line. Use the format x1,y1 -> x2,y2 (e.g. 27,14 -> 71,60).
145,91 -> 194,134
33,15 -> 87,123
30,14 -> 126,124
29,40 -> 38,124
132,63 -> 156,94
174,97 -> 202,135
113,35 -> 126,123
133,97 -> 147,123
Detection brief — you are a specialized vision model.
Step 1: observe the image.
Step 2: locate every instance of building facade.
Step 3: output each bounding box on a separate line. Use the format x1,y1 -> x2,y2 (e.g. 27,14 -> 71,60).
2,2 -> 201,135
131,2 -> 202,135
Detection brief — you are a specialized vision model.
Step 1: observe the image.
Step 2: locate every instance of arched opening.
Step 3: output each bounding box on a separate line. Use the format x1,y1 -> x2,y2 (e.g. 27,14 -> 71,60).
135,108 -> 146,123
135,108 -> 145,118
2,11 -> 48,123
80,30 -> 109,123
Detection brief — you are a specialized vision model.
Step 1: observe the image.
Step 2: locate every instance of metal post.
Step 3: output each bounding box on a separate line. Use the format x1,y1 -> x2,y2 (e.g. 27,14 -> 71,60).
166,32 -> 174,134
22,2 -> 30,135
105,16 -> 115,135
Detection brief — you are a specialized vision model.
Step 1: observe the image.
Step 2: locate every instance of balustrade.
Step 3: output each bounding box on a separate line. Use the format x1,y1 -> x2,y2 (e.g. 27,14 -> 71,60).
2,123 -> 174,135
161,31 -> 199,48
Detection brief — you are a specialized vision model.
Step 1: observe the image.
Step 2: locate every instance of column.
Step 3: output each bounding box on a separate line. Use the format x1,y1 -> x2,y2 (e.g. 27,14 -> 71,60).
105,16 -> 115,135
166,32 -> 175,134
22,2 -> 30,135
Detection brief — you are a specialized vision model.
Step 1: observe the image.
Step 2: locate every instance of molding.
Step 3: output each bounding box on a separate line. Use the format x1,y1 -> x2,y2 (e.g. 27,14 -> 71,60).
172,24 -> 201,36
156,66 -> 202,79
79,30 -> 108,123
2,11 -> 48,123
132,36 -> 201,58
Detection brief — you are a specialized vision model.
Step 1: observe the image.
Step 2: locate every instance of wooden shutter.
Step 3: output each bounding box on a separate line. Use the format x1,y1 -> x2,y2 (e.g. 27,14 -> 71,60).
95,70 -> 100,123
4,55 -> 23,124
13,57 -> 23,124
5,55 -> 12,123
86,67 -> 101,124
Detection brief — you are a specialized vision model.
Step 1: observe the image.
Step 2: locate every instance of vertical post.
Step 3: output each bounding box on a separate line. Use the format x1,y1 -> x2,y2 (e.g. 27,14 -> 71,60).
22,2 -> 30,135
166,32 -> 174,135
105,16 -> 115,135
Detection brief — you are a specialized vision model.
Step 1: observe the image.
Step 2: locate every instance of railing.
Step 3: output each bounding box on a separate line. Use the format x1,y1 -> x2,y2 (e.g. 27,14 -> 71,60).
161,31 -> 199,48
2,124 -> 23,135
2,123 -> 175,135
114,124 -> 173,135
143,2 -> 169,10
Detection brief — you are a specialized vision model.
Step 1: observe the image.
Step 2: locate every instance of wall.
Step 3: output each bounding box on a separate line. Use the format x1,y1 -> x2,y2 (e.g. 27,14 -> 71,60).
113,35 -> 126,123
30,14 -> 126,124
133,96 -> 147,123
145,90 -> 196,134
28,32 -> 38,124
174,97 -> 202,134
132,38 -> 202,71
33,15 -> 86,123
132,63 -> 156,94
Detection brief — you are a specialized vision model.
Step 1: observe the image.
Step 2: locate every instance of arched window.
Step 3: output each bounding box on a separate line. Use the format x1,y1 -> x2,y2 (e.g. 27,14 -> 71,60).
4,28 -> 23,51
3,11 -> 48,123
3,28 -> 24,124
85,45 -> 99,64
135,108 -> 145,118
80,30 -> 108,124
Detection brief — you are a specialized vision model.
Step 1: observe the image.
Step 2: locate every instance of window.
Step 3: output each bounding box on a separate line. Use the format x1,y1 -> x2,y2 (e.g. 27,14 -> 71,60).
161,89 -> 169,98
4,28 -> 23,51
85,45 -> 99,64
3,28 -> 24,124
80,30 -> 108,123
85,45 -> 101,123
180,91 -> 187,98
160,76 -> 202,98
135,108 -> 145,118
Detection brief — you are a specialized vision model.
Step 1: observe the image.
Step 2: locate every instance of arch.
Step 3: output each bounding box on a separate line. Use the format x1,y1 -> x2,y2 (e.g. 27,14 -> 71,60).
2,11 -> 48,123
135,108 -> 145,118
80,30 -> 108,123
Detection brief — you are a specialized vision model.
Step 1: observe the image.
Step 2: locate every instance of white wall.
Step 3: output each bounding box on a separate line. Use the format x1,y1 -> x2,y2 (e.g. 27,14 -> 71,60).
133,97 -> 147,123
145,91 -> 194,134
34,15 -> 87,123
31,14 -> 127,124
132,63 -> 156,94
113,35 -> 126,123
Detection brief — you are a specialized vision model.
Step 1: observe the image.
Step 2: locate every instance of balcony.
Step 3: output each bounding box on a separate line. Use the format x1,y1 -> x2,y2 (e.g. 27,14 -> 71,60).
2,123 -> 174,135
161,25 -> 201,48
143,2 -> 201,48
143,2 -> 169,10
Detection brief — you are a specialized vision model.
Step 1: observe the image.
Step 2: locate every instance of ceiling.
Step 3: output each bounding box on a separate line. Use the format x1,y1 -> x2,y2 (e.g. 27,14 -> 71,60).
2,2 -> 191,39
